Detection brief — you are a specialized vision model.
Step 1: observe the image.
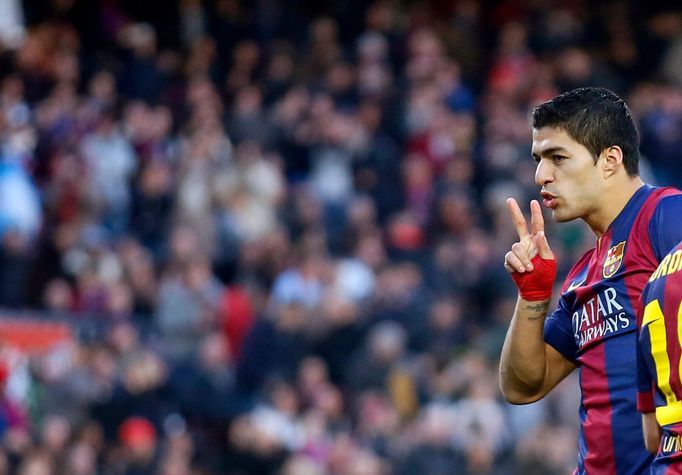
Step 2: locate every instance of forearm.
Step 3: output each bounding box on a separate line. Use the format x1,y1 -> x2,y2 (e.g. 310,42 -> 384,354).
642,412 -> 661,454
499,297 -> 551,403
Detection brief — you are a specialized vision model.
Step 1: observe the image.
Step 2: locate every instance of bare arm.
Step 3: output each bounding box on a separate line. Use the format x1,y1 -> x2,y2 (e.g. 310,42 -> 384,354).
499,198 -> 576,403
499,297 -> 576,404
642,413 -> 661,454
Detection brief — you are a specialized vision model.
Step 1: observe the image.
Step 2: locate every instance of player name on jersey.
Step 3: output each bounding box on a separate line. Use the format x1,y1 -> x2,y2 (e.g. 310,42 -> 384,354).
649,248 -> 682,282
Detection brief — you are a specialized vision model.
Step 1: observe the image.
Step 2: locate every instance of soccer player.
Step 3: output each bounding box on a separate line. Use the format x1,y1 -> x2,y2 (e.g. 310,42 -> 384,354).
499,87 -> 682,474
637,242 -> 682,473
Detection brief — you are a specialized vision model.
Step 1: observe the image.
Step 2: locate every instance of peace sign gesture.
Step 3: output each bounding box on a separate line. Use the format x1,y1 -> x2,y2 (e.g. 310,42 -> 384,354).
504,198 -> 555,274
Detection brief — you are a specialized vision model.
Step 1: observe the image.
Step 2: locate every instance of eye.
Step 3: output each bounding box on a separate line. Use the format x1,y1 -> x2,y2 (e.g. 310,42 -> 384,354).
552,155 -> 567,163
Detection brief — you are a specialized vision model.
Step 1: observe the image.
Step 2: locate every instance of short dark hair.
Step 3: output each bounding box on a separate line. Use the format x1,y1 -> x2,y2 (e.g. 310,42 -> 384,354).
532,87 -> 640,176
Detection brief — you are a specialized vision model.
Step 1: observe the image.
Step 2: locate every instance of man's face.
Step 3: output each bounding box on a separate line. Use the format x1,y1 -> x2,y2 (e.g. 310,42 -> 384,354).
532,126 -> 603,223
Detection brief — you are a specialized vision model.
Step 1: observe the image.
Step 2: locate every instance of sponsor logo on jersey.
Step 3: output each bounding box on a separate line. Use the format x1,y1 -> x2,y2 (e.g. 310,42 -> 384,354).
572,287 -> 630,347
661,433 -> 682,455
567,277 -> 586,292
603,241 -> 626,278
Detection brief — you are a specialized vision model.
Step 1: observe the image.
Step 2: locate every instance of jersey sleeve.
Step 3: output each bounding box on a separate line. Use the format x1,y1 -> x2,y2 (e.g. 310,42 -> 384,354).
637,326 -> 656,413
544,296 -> 578,364
649,194 -> 682,261
636,285 -> 657,413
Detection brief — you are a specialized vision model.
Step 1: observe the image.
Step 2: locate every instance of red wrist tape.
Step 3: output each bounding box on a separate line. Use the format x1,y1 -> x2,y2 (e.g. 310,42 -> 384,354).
511,254 -> 556,301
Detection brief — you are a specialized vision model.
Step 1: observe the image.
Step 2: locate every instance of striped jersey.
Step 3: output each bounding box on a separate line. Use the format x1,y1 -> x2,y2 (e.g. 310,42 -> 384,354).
637,240 -> 682,473
544,184 -> 682,475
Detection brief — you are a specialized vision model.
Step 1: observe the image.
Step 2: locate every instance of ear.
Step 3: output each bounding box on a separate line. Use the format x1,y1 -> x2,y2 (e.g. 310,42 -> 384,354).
602,145 -> 624,178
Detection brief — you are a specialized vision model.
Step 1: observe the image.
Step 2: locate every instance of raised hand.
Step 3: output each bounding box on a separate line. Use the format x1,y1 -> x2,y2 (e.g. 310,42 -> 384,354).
504,198 -> 554,273
504,198 -> 556,301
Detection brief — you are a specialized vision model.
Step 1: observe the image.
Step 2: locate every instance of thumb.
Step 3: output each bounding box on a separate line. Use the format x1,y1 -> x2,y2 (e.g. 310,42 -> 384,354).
535,231 -> 554,259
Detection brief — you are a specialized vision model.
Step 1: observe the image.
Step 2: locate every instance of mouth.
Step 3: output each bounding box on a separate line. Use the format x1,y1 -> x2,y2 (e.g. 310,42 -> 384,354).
540,191 -> 558,209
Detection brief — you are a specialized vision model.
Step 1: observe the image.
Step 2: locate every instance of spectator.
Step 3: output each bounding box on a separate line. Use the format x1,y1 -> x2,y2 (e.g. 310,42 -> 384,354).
0,1 -> 680,472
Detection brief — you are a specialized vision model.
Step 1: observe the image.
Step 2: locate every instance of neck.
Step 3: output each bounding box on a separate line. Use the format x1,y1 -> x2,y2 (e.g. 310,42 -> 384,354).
586,176 -> 645,237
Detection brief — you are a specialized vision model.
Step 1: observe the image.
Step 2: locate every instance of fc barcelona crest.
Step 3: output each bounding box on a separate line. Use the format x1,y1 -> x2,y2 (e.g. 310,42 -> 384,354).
603,241 -> 626,278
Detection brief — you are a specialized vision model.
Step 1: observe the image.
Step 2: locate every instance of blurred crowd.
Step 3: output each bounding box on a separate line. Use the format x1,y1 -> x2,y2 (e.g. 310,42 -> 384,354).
0,0 -> 681,474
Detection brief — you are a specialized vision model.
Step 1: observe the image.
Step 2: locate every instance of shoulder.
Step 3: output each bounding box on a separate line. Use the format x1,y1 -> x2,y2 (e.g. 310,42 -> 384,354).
635,186 -> 682,219
641,186 -> 682,214
652,189 -> 682,215
648,191 -> 682,238
646,188 -> 682,260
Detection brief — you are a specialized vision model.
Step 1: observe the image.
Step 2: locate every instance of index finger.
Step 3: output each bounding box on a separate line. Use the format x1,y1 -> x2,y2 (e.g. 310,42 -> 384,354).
530,199 -> 545,235
506,198 -> 529,239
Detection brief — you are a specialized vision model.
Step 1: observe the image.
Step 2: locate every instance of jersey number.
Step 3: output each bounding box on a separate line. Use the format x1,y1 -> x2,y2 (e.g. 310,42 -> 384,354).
644,298 -> 682,424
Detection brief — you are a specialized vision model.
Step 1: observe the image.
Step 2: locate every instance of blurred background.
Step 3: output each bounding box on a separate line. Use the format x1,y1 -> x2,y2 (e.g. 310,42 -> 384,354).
0,0 -> 680,474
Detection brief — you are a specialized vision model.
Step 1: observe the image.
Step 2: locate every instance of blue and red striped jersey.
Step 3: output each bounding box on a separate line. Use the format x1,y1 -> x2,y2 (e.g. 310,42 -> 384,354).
544,184 -> 682,475
637,241 -> 682,473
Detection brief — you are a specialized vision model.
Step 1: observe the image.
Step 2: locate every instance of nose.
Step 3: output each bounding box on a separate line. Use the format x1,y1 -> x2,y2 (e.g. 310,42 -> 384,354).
535,159 -> 554,187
